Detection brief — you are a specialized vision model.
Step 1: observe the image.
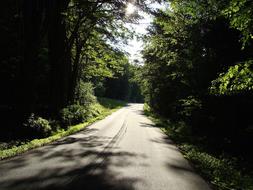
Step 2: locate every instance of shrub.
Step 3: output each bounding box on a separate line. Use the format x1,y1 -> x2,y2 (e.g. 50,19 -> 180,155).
178,96 -> 202,119
24,114 -> 52,138
60,104 -> 88,127
88,103 -> 103,118
180,144 -> 253,190
49,119 -> 63,134
78,82 -> 97,107
143,103 -> 151,115
94,81 -> 106,97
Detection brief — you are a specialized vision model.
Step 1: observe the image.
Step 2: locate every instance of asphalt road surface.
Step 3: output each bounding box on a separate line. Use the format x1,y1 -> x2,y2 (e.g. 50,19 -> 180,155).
0,104 -> 212,190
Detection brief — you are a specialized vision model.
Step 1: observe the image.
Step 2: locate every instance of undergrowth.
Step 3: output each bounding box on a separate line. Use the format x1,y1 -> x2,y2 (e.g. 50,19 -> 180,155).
144,103 -> 253,190
0,98 -> 126,160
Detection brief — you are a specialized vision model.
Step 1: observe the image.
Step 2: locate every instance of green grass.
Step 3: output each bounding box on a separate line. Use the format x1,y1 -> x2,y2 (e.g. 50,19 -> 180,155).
0,98 -> 126,160
97,97 -> 126,109
144,103 -> 253,190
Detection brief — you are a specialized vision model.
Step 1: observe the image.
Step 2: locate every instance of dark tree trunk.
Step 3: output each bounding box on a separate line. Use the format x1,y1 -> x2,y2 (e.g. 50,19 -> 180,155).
68,40 -> 82,103
48,0 -> 71,115
18,0 -> 44,121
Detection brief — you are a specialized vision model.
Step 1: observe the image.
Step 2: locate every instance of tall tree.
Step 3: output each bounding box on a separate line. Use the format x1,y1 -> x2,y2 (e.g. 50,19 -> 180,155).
142,0 -> 253,142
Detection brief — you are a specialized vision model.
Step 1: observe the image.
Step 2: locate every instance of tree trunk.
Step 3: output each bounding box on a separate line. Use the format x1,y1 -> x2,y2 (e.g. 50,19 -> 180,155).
68,40 -> 82,103
18,0 -> 43,121
48,0 -> 71,115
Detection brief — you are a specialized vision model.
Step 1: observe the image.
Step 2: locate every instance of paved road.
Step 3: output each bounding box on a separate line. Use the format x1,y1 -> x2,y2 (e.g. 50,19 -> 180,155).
0,104 -> 211,190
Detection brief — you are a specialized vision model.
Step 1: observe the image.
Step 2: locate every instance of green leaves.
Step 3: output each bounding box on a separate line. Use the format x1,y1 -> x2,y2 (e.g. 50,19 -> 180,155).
81,31 -> 128,80
210,60 -> 253,95
222,0 -> 253,47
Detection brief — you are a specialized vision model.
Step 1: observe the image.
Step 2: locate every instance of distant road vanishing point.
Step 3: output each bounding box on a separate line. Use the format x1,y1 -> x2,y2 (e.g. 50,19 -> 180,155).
0,104 -> 212,190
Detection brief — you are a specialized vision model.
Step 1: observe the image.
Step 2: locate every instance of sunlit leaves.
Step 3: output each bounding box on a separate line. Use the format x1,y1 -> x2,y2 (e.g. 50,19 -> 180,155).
222,0 -> 253,47
210,60 -> 253,95
81,31 -> 128,80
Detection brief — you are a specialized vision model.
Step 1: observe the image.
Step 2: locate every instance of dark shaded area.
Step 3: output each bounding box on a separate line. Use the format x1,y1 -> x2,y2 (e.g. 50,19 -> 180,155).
0,0 -> 71,140
1,154 -> 139,190
0,127 -> 141,190
0,1 -> 144,143
103,63 -> 144,103
142,4 -> 253,165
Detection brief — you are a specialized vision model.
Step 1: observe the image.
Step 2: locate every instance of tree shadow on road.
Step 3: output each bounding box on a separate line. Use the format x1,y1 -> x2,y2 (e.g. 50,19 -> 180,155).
1,155 -> 140,190
0,127 -> 143,190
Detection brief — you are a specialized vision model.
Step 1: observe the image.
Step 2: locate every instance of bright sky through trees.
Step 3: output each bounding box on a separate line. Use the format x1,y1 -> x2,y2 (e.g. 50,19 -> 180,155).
123,2 -> 164,64
126,3 -> 136,15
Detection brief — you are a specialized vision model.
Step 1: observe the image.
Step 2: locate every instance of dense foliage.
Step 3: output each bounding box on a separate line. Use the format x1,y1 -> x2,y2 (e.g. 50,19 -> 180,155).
145,106 -> 253,190
142,0 -> 253,160
0,0 -> 145,140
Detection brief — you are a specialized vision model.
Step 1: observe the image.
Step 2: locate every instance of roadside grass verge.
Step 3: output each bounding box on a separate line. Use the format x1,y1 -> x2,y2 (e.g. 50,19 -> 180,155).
144,103 -> 253,190
97,97 -> 126,109
0,98 -> 126,160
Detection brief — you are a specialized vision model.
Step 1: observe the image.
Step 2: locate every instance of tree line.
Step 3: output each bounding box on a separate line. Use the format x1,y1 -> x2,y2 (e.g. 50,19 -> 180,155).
0,0 -> 146,140
141,0 -> 253,158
